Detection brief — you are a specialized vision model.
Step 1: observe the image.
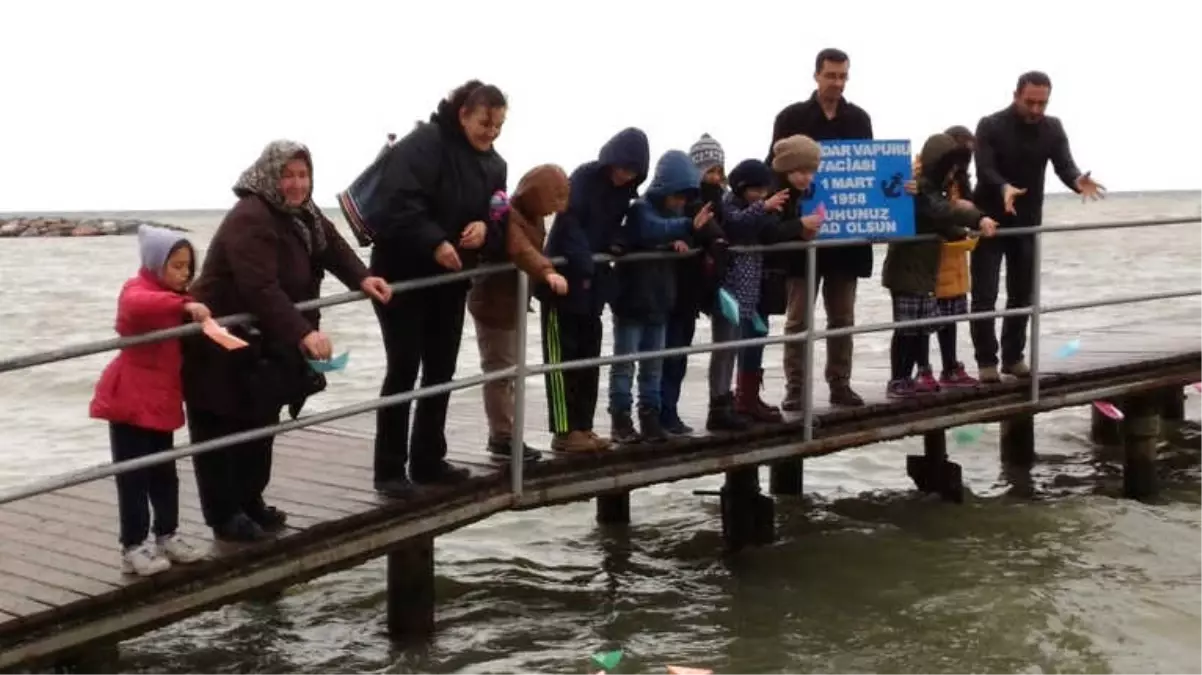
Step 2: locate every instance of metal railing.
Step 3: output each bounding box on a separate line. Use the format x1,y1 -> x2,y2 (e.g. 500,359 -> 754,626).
0,216 -> 1198,506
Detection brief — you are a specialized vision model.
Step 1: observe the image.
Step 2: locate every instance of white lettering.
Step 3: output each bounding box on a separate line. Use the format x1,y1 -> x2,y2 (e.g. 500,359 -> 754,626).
827,207 -> 891,221
819,158 -> 877,173
829,177 -> 875,190
849,142 -> 910,157
845,220 -> 898,234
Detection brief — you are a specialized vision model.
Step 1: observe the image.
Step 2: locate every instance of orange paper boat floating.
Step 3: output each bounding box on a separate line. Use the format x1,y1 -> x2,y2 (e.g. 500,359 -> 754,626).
667,667 -> 713,675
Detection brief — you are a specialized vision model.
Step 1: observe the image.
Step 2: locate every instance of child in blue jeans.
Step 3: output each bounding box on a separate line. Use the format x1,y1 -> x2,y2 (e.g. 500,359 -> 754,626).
660,133 -> 731,435
610,150 -> 713,443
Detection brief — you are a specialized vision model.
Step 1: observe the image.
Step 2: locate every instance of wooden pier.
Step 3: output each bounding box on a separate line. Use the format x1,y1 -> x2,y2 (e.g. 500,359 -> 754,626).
0,323 -> 1197,671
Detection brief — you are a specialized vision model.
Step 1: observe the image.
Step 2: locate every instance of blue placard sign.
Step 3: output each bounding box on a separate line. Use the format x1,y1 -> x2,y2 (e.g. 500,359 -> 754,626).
801,139 -> 915,239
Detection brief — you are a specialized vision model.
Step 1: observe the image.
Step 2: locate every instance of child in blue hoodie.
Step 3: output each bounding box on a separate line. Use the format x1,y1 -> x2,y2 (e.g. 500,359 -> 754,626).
659,133 -> 731,436
542,127 -> 650,453
609,150 -> 713,443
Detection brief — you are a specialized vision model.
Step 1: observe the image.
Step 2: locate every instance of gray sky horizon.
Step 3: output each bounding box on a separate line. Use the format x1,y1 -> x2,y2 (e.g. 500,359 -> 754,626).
2,0 -> 1199,212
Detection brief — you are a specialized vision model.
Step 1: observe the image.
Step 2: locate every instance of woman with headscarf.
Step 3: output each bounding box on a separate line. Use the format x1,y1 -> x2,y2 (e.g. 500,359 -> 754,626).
367,80 -> 509,498
183,140 -> 393,542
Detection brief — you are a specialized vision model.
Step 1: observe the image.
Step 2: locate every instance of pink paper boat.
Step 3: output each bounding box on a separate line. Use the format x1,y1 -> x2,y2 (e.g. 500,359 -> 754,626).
667,667 -> 713,675
1093,401 -> 1124,420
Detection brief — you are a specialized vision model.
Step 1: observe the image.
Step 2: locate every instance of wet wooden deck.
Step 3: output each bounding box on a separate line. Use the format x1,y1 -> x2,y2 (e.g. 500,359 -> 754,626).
0,323 -> 1198,669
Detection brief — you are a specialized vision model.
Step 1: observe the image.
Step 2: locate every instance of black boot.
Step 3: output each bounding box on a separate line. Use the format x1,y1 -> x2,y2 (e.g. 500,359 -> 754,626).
487,436 -> 543,462
638,406 -> 669,443
610,411 -> 640,444
707,393 -> 750,432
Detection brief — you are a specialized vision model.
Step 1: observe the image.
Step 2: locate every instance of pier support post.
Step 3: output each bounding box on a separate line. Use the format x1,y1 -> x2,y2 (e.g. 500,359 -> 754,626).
1122,395 -> 1160,500
1090,403 -> 1124,446
906,430 -> 964,503
1159,387 -> 1185,424
999,414 -> 1036,468
386,537 -> 435,642
720,466 -> 775,551
768,458 -> 803,496
52,643 -> 119,674
596,491 -> 631,525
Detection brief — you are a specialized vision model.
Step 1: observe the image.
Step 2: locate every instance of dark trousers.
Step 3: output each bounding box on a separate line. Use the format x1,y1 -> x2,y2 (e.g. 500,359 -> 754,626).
917,325 -> 959,372
969,235 -> 1034,368
660,312 -> 697,420
541,305 -> 602,434
110,422 -> 178,549
373,280 -> 469,482
187,408 -> 279,528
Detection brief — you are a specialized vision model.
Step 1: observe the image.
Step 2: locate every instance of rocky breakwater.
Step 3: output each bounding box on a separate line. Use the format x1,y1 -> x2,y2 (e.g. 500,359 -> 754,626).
0,216 -> 190,238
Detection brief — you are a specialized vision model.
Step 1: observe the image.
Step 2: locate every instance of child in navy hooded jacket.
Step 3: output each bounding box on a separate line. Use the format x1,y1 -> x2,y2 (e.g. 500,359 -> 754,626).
658,134 -> 731,436
609,150 -> 712,443
541,127 -> 649,453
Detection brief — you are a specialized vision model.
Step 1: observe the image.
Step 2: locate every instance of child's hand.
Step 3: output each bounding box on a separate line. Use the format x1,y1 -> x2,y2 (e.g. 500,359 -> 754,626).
692,203 -> 713,230
904,179 -> 919,196
183,302 -> 211,323
763,189 -> 790,212
801,215 -> 823,235
800,202 -> 826,235
671,240 -> 690,253
978,216 -> 999,237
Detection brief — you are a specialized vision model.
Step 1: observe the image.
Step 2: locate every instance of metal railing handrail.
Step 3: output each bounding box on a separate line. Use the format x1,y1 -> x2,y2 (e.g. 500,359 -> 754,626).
0,215 -> 1198,506
1,286 -> 1198,506
0,216 -> 1195,375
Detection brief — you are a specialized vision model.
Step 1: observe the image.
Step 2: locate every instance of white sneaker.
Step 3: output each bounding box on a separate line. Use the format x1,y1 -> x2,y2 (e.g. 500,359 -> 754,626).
121,543 -> 171,576
157,533 -> 206,564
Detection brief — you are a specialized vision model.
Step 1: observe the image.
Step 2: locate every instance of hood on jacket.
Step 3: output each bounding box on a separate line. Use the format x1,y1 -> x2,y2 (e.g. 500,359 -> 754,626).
598,127 -> 651,188
138,225 -> 193,282
919,133 -> 972,190
944,125 -> 974,146
513,164 -> 570,218
729,159 -> 775,195
645,150 -> 701,201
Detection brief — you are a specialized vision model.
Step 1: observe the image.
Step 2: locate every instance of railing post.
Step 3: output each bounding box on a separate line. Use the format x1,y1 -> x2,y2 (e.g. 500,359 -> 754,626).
510,270 -> 530,498
802,243 -> 818,443
1028,230 -> 1042,402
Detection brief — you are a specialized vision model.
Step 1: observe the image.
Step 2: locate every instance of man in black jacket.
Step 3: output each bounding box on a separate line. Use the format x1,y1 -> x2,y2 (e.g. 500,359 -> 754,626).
767,47 -> 872,409
970,70 -> 1105,382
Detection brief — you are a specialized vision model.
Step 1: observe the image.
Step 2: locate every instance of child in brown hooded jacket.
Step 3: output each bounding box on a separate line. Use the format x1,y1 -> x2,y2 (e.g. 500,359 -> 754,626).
468,164 -> 570,459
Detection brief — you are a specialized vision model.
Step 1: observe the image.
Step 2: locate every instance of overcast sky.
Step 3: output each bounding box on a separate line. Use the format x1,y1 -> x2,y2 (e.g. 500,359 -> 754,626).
2,0 -> 1199,212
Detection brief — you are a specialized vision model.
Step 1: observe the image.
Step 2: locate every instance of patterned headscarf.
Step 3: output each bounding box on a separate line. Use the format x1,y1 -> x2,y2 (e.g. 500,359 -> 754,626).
232,140 -> 327,254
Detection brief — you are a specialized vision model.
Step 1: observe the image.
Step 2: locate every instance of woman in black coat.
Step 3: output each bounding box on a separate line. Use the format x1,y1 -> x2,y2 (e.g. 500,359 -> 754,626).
369,80 -> 509,497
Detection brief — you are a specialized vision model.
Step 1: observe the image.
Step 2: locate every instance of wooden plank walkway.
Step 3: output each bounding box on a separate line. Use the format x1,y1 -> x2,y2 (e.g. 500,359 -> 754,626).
0,322 -> 1197,669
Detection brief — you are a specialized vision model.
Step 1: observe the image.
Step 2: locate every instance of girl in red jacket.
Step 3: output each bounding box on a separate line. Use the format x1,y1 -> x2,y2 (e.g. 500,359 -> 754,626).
90,226 -> 210,576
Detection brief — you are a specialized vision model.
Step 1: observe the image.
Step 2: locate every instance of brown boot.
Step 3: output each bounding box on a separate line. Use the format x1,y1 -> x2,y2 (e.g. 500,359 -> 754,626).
551,430 -> 604,453
735,370 -> 784,423
584,430 -> 612,451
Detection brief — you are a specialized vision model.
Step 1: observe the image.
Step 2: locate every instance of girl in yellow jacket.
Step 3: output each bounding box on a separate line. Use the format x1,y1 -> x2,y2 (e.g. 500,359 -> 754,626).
913,126 -> 980,389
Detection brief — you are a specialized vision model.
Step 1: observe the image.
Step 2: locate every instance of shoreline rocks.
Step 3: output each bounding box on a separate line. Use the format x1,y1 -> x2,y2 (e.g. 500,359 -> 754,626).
0,217 -> 189,238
